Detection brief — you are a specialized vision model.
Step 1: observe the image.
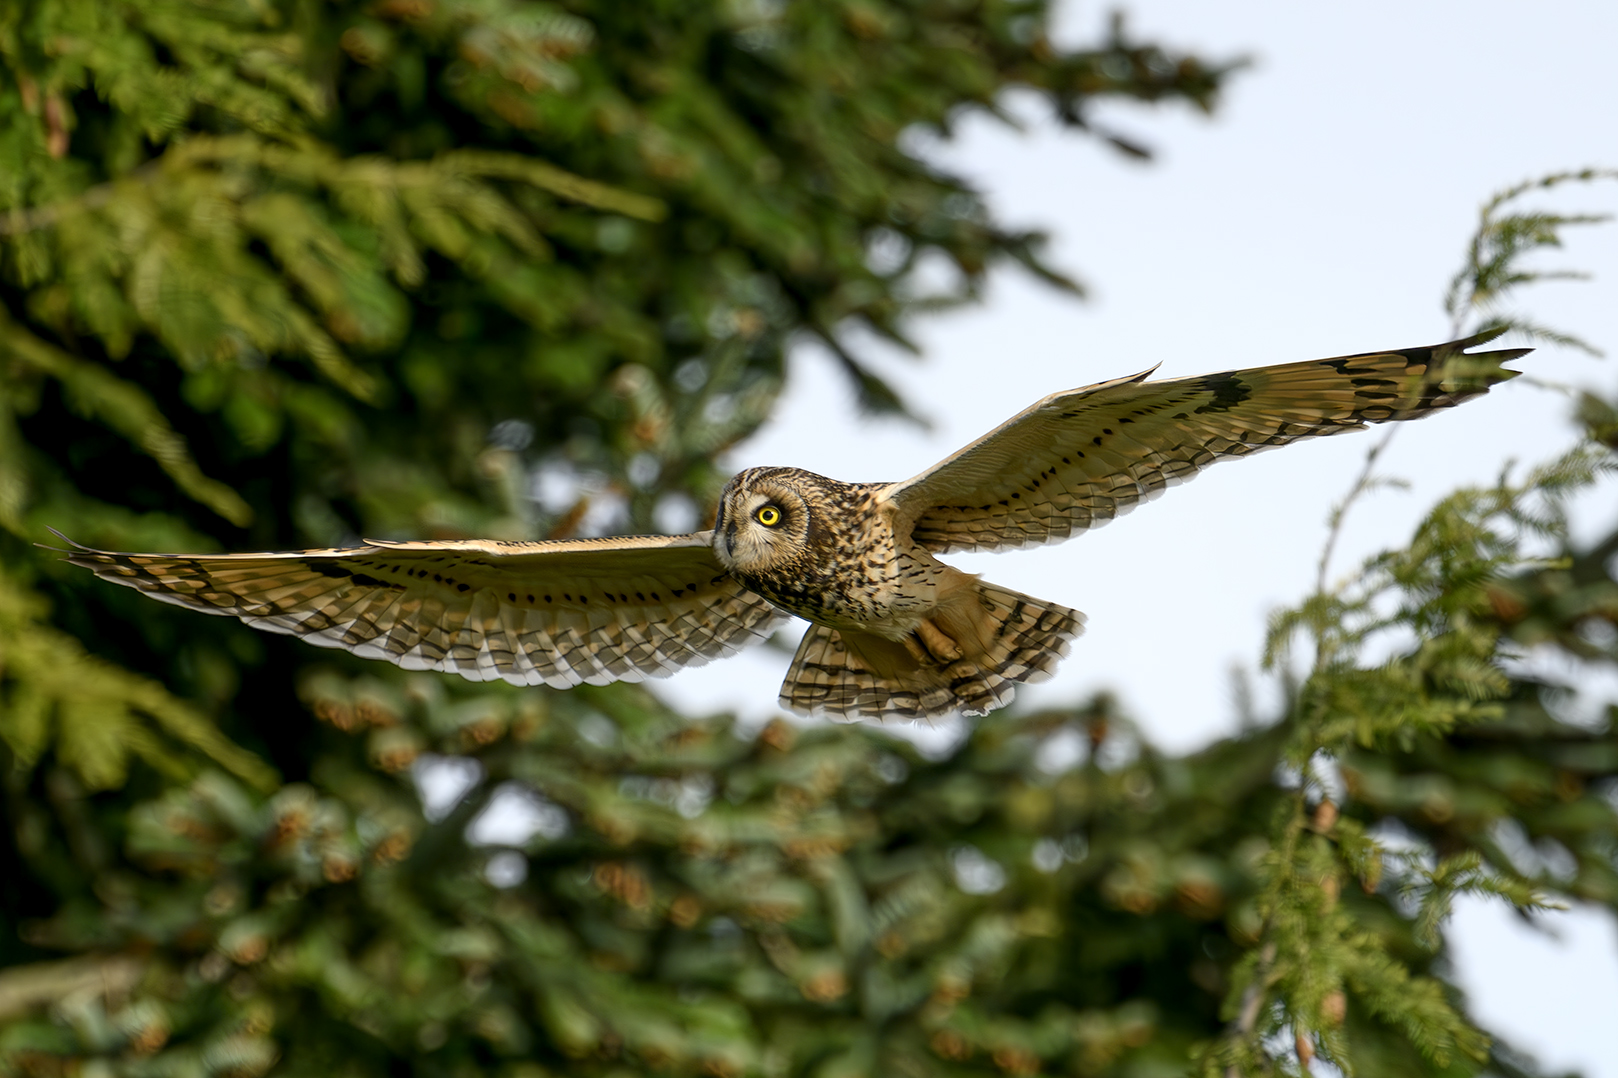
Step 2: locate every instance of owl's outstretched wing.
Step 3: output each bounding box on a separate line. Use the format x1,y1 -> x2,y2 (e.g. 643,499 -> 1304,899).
55,531 -> 787,687
883,328 -> 1529,555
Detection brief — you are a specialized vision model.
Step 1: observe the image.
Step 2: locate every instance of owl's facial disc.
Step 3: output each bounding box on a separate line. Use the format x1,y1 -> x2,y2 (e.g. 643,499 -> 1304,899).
713,477 -> 808,573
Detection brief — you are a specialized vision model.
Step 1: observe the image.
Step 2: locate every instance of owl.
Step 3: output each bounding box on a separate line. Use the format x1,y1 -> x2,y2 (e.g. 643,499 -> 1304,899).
56,329 -> 1525,721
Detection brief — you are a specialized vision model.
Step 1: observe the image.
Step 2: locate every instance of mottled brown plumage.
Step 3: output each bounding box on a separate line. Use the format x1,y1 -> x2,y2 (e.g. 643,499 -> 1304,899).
55,329 -> 1526,721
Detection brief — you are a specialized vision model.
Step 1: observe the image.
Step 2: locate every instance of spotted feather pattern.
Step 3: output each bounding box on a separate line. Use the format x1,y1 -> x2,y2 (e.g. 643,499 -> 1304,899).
779,582 -> 1084,720
57,532 -> 787,688
889,329 -> 1528,554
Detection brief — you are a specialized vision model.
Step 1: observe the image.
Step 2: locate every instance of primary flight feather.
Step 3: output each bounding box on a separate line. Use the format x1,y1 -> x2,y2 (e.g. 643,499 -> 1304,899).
58,329 -> 1526,721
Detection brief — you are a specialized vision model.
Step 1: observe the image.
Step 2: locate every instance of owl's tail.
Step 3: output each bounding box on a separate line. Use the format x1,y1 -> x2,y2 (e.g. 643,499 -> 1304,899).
778,580 -> 1084,721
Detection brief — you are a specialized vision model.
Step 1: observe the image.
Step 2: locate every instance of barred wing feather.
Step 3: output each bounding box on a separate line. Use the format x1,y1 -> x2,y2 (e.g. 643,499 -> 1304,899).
887,329 -> 1528,554
56,532 -> 787,688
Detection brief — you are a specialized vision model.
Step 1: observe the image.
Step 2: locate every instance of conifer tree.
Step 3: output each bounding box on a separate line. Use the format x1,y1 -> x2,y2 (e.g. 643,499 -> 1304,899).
1,3 -> 1614,1078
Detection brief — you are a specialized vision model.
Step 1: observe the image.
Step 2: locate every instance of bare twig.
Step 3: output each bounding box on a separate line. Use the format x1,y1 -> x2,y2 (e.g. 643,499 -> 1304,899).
0,955 -> 145,1020
1314,429 -> 1398,595
1222,940 -> 1278,1078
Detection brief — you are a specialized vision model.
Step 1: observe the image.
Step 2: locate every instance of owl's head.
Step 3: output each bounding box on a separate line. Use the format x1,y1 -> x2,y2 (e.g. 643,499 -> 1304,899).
712,467 -> 818,573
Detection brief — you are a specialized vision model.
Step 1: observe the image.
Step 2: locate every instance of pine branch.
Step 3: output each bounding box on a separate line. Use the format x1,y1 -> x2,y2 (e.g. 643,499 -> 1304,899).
0,307 -> 252,527
1444,168 -> 1617,348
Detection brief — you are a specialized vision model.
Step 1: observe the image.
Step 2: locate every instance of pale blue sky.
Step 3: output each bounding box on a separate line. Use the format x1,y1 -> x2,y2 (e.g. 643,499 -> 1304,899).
656,2 -> 1618,1072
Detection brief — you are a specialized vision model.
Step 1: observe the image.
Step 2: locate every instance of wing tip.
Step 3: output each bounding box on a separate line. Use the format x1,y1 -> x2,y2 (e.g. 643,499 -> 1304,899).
36,526 -> 93,556
1442,325 -> 1533,374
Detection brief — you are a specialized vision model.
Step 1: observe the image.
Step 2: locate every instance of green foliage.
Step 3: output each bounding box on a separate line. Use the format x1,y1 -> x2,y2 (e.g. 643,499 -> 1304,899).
1443,168 -> 1617,350
0,564 -> 274,791
2,685 -> 1286,1078
1,3 -> 1615,1078
1198,173 -> 1618,1076
1206,445 -> 1616,1077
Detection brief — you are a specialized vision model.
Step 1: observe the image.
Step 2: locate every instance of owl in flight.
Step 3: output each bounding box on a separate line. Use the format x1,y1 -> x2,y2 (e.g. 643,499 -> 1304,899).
59,329 -> 1525,721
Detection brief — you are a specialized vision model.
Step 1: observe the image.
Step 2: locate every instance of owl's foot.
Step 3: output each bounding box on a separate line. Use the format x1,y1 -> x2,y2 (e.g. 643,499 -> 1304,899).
908,618 -> 963,664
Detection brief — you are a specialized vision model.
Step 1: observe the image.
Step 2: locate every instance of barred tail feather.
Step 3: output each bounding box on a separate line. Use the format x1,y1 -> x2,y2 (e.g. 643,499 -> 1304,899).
779,581 -> 1085,721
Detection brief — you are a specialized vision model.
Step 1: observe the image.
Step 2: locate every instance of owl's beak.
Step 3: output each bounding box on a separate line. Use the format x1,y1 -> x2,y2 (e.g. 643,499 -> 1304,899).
713,504 -> 737,559
710,503 -> 734,560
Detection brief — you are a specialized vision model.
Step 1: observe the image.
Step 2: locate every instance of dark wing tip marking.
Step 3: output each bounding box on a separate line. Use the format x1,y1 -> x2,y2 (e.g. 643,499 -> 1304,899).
307,561 -> 352,579
349,573 -> 396,589
1192,372 -> 1253,414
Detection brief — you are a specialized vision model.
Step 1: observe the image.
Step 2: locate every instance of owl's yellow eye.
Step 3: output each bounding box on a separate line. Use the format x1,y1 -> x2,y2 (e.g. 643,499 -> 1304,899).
755,505 -> 782,527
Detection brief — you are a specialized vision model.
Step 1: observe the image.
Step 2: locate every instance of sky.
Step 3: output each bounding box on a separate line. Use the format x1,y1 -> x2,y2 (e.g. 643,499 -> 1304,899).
649,1 -> 1618,1073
